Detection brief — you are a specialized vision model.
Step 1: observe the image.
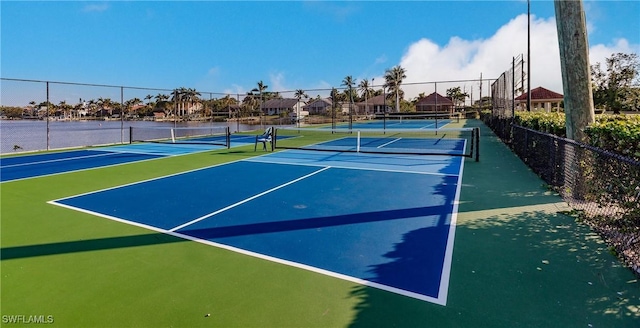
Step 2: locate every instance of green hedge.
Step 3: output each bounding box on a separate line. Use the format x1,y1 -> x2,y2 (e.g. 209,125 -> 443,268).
514,112 -> 567,137
513,112 -> 640,161
585,115 -> 640,160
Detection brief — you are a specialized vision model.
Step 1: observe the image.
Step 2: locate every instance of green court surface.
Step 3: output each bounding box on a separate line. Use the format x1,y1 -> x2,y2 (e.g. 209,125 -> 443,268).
1,120 -> 638,327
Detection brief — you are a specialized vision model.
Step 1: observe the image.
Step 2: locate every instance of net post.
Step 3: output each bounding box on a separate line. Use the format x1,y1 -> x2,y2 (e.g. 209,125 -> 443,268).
170,128 -> 176,143
129,126 -> 133,144
475,127 -> 480,162
271,126 -> 275,151
226,126 -> 231,149
272,127 -> 277,150
356,130 -> 361,153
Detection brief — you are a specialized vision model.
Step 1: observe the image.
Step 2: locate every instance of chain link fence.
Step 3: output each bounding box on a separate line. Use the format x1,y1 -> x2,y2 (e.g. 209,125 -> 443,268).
2,77 -> 499,154
483,116 -> 640,276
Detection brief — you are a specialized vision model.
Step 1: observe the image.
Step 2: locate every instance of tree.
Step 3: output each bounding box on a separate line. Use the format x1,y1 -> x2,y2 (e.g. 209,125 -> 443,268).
446,86 -> 469,111
124,98 -> 142,118
58,100 -> 72,119
591,52 -> 640,113
252,80 -> 268,117
384,65 -> 407,112
1,106 -> 24,119
341,75 -> 356,123
97,97 -> 112,117
294,89 -> 308,124
329,87 -> 342,121
358,79 -> 373,115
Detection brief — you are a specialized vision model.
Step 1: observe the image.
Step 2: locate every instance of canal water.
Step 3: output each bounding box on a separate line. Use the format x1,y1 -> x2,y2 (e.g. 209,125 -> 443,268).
0,119 -> 271,154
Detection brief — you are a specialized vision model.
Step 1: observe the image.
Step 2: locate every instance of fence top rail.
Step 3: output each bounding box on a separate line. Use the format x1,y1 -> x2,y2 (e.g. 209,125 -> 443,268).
0,77 -> 231,96
2,76 -> 501,96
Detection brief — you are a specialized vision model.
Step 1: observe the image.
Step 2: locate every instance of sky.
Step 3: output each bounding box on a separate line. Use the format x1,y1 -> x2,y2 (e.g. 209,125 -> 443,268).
1,0 -> 639,106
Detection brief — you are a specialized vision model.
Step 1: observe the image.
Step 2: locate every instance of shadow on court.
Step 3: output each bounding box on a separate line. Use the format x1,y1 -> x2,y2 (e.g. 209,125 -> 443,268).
1,206 -> 451,261
345,120 -> 640,327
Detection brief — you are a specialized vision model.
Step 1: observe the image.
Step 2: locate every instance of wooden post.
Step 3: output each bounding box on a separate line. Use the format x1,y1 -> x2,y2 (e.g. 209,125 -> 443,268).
554,0 -> 595,142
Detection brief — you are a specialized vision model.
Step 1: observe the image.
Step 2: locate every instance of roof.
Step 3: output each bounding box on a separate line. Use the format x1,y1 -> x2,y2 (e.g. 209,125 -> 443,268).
415,93 -> 454,105
262,98 -> 303,109
515,87 -> 563,101
304,98 -> 332,108
356,94 -> 387,106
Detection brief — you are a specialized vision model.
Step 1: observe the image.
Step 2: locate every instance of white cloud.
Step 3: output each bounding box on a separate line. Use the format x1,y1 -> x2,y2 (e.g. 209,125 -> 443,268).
82,3 -> 109,13
223,84 -> 246,96
589,38 -> 639,69
269,72 -> 288,93
374,55 -> 387,65
397,13 -> 639,102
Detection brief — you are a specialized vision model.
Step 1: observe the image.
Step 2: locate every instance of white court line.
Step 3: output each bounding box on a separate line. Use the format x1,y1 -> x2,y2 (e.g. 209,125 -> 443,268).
0,151 -> 116,169
376,138 -> 402,148
168,166 -> 331,232
245,155 -> 460,177
435,155 -> 464,305
47,152 -> 464,305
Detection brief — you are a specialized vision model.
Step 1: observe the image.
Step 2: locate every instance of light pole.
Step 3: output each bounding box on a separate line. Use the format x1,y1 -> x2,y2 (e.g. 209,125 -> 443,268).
383,85 -> 387,131
370,78 -> 374,116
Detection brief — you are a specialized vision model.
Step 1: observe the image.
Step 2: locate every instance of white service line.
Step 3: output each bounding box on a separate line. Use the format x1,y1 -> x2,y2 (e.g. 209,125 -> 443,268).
168,166 -> 332,232
376,138 -> 402,148
0,151 -> 116,169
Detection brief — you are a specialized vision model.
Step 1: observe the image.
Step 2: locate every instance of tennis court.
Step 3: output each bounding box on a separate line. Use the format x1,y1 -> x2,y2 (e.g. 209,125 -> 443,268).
0,130 -> 282,183
49,142 -> 464,304
332,113 -> 460,130
2,119 -> 639,327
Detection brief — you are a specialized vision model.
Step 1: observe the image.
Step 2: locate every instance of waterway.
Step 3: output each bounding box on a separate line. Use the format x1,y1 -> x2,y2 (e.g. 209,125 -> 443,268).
0,119 -> 271,154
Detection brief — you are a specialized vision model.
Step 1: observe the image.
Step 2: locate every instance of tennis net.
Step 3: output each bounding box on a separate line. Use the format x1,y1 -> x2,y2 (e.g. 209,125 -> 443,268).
386,112 -> 461,123
129,126 -> 230,148
274,127 -> 479,161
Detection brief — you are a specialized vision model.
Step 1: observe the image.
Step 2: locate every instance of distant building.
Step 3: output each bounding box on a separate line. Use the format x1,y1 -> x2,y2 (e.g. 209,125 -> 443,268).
415,93 -> 454,113
355,95 -> 391,114
261,98 -> 306,116
304,98 -> 350,115
515,86 -> 564,112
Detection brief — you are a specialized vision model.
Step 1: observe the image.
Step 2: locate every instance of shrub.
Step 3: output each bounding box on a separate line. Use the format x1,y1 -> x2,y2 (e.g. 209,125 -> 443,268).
514,111 -> 566,137
512,111 -> 640,161
585,115 -> 640,161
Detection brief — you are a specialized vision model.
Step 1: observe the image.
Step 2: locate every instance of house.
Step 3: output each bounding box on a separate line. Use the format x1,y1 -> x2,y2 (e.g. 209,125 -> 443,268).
355,95 -> 391,114
304,98 -> 332,114
415,93 -> 454,113
153,110 -> 166,120
261,98 -> 306,116
515,86 -> 564,112
303,98 -> 351,115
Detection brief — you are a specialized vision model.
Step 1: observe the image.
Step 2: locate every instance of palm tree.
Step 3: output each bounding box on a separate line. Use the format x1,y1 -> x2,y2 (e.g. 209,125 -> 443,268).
252,81 -> 268,125
384,65 -> 407,112
341,75 -> 356,126
294,89 -> 308,125
446,87 -> 468,112
125,97 -> 142,119
184,88 -> 201,119
58,101 -> 72,119
358,79 -> 373,115
98,97 -> 113,118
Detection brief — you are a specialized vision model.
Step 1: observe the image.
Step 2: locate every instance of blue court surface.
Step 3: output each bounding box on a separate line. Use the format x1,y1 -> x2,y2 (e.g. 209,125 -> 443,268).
49,150 -> 464,305
334,118 -> 453,130
0,143 -> 219,183
0,134 -> 262,183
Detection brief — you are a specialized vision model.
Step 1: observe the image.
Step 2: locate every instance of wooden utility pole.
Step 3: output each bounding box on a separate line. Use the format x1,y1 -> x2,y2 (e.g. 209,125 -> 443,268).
554,0 -> 595,142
